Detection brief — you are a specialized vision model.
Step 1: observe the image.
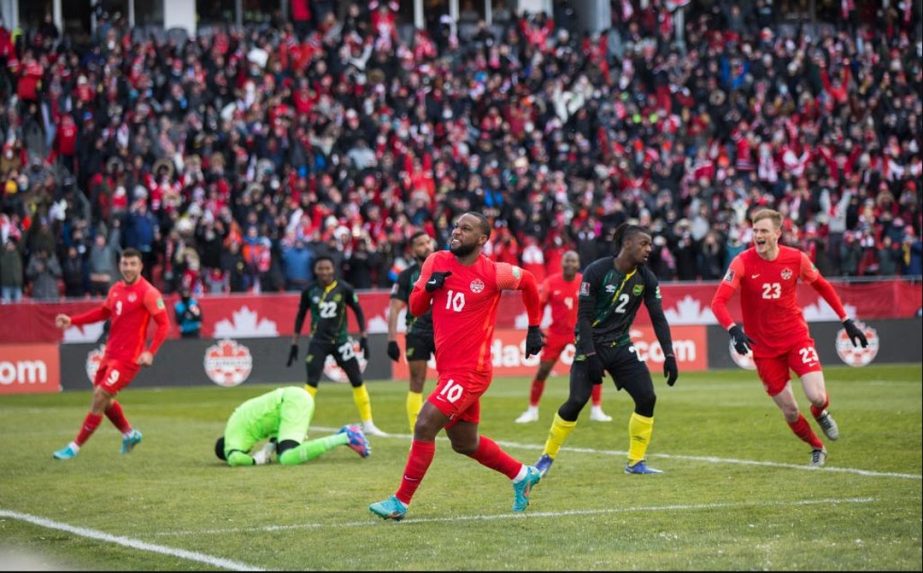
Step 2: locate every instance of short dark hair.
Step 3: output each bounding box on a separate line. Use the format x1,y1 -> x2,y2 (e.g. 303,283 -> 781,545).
313,255 -> 335,270
409,230 -> 430,244
613,223 -> 650,253
214,437 -> 226,461
466,212 -> 491,240
120,247 -> 142,261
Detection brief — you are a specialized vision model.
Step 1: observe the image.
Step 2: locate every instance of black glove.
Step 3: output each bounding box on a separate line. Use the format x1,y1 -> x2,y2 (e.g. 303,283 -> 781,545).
728,325 -> 754,355
286,343 -> 299,367
586,353 -> 605,384
525,326 -> 544,358
387,340 -> 401,362
663,354 -> 678,387
842,319 -> 868,348
425,271 -> 452,292
359,336 -> 370,357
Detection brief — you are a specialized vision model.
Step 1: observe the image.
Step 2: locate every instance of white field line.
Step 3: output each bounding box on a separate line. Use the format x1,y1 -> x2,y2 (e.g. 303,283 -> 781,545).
310,426 -> 923,481
155,497 -> 877,536
0,509 -> 264,571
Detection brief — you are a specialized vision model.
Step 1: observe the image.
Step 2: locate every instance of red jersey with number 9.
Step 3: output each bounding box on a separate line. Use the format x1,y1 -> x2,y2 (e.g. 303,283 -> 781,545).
410,251 -> 524,377
103,277 -> 166,362
721,246 -> 819,358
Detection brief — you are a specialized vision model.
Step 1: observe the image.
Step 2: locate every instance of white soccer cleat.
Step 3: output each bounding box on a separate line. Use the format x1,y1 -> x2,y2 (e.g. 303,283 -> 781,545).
589,406 -> 612,422
252,441 -> 275,465
362,421 -> 389,437
515,408 -> 539,424
816,410 -> 839,441
810,447 -> 828,467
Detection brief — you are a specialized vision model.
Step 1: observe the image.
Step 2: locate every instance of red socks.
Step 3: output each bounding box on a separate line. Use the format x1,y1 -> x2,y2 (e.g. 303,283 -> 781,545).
75,413 -> 103,446
591,384 -> 603,406
105,401 -> 132,434
810,396 -> 830,420
395,440 -> 436,505
468,435 -> 521,479
529,379 -> 544,407
788,413 -> 824,449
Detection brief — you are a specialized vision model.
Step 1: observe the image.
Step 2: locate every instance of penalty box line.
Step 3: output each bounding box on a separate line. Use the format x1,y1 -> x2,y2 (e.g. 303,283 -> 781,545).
155,497 -> 877,536
0,509 -> 264,571
311,426 -> 923,481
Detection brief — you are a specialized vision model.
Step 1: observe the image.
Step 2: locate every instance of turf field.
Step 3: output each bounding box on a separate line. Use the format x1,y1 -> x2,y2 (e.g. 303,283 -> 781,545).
1,364 -> 920,570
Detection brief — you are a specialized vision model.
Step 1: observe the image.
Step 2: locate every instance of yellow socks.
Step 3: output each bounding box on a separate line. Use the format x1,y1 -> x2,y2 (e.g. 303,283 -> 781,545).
406,391 -> 423,433
304,385 -> 318,398
627,412 -> 654,465
543,413 -> 578,459
352,384 -> 373,423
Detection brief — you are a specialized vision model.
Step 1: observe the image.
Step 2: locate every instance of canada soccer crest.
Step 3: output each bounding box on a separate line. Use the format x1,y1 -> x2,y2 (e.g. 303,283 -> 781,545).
84,344 -> 107,382
780,268 -> 793,280
203,339 -> 253,387
470,279 -> 485,293
835,322 -> 879,367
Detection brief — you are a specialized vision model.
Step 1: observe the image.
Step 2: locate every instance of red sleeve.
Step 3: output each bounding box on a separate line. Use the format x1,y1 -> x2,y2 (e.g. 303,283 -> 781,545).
496,264 -> 542,326
409,252 -> 437,317
147,311 -> 169,355
710,257 -> 744,330
70,306 -> 111,326
802,254 -> 847,320
144,288 -> 170,355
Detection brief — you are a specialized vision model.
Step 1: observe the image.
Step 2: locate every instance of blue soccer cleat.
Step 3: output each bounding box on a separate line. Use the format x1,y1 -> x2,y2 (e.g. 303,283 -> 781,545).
535,454 -> 554,477
53,444 -> 78,460
340,424 -> 371,458
369,495 -> 408,521
120,429 -> 143,454
624,460 -> 663,475
512,466 -> 542,512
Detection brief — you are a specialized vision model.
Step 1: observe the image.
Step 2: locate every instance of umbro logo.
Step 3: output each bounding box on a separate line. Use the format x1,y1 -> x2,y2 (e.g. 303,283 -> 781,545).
605,285 -> 616,293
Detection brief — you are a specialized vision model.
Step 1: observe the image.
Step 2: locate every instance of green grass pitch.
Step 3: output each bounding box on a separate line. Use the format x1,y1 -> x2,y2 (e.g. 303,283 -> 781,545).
1,364 -> 920,570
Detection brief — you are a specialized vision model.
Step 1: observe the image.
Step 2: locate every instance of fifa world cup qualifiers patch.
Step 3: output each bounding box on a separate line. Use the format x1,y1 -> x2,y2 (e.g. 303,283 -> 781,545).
156,298 -> 165,309
723,269 -> 734,283
632,284 -> 644,296
580,282 -> 591,296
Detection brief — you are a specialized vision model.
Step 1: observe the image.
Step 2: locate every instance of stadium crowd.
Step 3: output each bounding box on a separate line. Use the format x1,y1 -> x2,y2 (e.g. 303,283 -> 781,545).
0,0 -> 920,302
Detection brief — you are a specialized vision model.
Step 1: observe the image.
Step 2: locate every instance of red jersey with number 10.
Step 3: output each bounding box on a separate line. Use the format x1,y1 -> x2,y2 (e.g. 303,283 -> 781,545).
410,251 -> 525,377
720,246 -> 819,357
103,277 -> 166,362
542,272 -> 581,337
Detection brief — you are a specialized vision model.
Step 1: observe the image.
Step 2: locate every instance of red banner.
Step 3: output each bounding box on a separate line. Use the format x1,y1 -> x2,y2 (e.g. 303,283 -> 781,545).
0,279 -> 918,344
0,344 -> 61,394
392,326 -> 708,378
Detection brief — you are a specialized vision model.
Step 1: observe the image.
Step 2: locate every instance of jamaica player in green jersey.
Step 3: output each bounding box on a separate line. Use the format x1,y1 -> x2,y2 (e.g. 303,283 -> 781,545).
214,386 -> 370,466
386,231 -> 437,432
535,223 -> 679,477
287,256 -> 387,437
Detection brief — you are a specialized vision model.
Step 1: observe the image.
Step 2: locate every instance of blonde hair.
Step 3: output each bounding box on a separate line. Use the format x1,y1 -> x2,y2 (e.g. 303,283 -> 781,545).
751,209 -> 782,229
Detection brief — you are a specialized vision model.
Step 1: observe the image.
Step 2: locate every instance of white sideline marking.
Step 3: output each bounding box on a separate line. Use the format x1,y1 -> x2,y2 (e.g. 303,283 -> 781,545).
312,426 -> 923,481
155,497 -> 877,536
0,509 -> 264,571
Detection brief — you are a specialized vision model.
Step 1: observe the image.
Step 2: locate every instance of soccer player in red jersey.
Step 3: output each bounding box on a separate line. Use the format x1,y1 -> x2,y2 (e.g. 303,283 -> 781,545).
52,248 -> 170,460
514,251 -> 612,423
369,212 -> 545,520
711,209 -> 869,467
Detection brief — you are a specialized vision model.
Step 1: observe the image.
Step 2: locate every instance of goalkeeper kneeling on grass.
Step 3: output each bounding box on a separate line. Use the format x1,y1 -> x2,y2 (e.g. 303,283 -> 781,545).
215,386 -> 371,466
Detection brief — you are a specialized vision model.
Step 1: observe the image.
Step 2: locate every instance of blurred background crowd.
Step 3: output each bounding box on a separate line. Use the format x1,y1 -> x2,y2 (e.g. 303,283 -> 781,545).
0,0 -> 920,302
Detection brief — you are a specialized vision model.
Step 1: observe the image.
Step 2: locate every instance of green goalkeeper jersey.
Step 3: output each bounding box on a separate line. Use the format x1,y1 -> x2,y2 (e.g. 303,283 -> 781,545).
224,387 -> 313,458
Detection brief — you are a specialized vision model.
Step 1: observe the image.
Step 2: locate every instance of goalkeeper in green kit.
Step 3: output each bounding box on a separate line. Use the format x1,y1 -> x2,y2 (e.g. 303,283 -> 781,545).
214,386 -> 371,466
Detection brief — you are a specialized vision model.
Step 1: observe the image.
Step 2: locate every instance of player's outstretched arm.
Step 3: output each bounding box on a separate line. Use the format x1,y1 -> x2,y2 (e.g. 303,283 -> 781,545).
65,306 -> 111,328
800,253 -> 868,348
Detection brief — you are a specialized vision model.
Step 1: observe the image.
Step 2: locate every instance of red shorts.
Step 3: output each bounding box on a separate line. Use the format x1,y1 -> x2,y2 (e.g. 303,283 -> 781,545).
427,370 -> 492,426
542,331 -> 574,364
753,338 -> 823,396
93,357 -> 140,394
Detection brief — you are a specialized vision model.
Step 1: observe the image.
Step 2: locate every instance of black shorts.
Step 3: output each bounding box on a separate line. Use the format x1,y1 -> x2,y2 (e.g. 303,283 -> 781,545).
596,342 -> 653,392
305,339 -> 362,386
404,332 -> 435,363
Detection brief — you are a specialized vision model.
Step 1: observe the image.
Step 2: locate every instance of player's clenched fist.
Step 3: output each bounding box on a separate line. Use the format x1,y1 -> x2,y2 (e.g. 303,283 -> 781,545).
425,271 -> 452,292
55,314 -> 71,329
